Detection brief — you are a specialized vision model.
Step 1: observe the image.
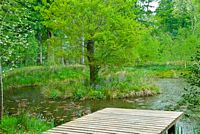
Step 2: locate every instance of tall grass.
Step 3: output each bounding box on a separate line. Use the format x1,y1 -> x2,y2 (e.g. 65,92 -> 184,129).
4,65 -> 87,89
0,114 -> 54,134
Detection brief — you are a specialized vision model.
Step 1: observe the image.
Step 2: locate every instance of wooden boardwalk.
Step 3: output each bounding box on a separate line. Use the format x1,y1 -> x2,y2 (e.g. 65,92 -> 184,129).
44,108 -> 183,134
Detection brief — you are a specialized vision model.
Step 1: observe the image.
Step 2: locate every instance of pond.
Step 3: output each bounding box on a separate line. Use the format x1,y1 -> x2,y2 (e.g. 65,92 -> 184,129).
4,78 -> 199,133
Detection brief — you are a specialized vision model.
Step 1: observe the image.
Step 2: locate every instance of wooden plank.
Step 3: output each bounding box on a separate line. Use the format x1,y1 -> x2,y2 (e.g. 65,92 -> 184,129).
78,112 -> 179,119
62,120 -> 165,130
96,108 -> 182,118
65,119 -> 170,128
102,108 -> 182,115
56,125 -> 156,134
48,122 -> 161,134
76,114 -> 176,122
98,108 -> 183,118
60,123 -> 163,133
43,108 -> 183,134
54,126 -> 136,134
72,115 -> 177,126
47,128 -> 109,134
95,112 -> 181,119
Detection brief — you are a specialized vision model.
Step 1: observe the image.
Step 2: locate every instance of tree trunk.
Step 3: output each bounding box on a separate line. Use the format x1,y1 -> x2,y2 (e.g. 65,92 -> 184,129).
0,60 -> 3,120
80,36 -> 85,64
38,32 -> 43,65
86,40 -> 98,85
61,57 -> 65,65
47,30 -> 55,64
47,30 -> 51,63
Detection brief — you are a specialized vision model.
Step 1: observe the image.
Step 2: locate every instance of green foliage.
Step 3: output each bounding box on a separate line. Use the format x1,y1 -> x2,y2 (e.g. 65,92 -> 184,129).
41,0 -> 145,84
0,114 -> 53,133
180,0 -> 200,111
88,90 -> 106,100
0,116 -> 17,133
49,89 -> 62,100
156,0 -> 193,36
73,88 -> 88,100
0,0 -> 198,67
135,32 -> 160,63
183,46 -> 200,107
0,0 -> 43,67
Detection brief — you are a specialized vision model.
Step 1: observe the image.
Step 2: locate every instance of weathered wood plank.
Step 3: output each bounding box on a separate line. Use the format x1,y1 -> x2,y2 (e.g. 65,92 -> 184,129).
96,108 -> 182,118
65,120 -> 170,128
43,108 -> 183,134
56,125 -> 156,134
75,115 -> 176,123
60,124 -> 162,133
54,126 -> 138,134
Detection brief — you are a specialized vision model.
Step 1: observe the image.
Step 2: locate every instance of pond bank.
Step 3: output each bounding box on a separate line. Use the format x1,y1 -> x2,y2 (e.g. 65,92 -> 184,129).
4,65 -> 162,100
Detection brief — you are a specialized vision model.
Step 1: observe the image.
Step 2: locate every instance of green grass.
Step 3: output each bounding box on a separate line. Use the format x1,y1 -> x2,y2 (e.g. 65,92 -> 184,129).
4,65 -> 87,88
125,64 -> 188,78
0,114 -> 54,134
4,64 -> 186,100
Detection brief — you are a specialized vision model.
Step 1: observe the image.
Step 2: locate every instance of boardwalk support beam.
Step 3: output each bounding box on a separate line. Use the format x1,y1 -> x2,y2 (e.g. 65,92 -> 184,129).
168,125 -> 176,134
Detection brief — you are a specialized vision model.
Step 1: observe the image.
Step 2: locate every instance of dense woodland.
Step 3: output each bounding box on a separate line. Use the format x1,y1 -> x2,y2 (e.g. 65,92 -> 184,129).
0,0 -> 200,133
1,0 -> 199,70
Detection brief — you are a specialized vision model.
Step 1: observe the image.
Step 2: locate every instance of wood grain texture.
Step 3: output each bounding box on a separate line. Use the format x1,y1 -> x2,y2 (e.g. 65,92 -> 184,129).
43,108 -> 183,134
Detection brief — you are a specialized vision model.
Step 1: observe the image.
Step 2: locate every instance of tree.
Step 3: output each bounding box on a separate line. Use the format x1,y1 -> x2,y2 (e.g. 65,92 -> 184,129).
180,0 -> 200,122
136,0 -> 157,27
156,0 -> 194,36
0,58 -> 3,120
182,0 -> 200,107
181,45 -> 200,123
135,32 -> 160,64
153,0 -> 199,64
43,0 -> 144,85
0,0 -> 44,119
0,0 -> 48,68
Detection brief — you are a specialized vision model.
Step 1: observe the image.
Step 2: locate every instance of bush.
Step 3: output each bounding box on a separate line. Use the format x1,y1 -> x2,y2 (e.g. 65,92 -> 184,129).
182,46 -> 200,107
180,46 -> 200,124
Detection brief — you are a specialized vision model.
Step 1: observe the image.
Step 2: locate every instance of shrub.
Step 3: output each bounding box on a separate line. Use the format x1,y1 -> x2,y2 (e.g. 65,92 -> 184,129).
182,46 -> 200,107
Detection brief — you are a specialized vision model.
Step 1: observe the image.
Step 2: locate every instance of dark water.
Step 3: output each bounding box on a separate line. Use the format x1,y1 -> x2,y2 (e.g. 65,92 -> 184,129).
4,79 -> 199,134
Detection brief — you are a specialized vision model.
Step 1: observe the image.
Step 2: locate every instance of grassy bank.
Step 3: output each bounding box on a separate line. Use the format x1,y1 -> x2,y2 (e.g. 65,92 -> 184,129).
4,64 -> 186,100
126,64 -> 188,78
0,114 -> 53,134
4,65 -> 87,88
